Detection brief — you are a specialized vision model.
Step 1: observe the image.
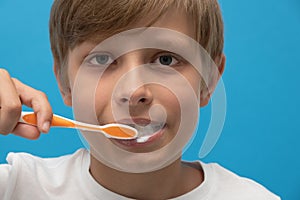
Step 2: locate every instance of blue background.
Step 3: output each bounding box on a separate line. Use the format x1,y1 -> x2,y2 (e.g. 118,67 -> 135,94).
0,0 -> 299,199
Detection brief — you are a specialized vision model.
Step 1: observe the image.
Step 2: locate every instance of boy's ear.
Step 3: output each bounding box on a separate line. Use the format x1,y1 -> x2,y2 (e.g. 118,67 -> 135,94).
53,61 -> 72,106
200,53 -> 226,107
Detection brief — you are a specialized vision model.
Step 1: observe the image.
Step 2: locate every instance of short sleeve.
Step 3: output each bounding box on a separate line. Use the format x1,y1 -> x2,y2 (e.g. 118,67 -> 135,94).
0,154 -> 14,199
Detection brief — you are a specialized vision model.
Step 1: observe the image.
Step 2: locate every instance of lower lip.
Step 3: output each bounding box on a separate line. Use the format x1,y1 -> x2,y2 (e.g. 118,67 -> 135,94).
113,124 -> 166,147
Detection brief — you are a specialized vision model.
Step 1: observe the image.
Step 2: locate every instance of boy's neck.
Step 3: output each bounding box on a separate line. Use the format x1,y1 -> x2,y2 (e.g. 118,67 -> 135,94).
89,154 -> 204,199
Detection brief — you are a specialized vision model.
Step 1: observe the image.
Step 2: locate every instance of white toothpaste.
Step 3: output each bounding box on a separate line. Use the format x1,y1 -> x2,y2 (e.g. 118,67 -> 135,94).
134,123 -> 164,143
136,135 -> 151,143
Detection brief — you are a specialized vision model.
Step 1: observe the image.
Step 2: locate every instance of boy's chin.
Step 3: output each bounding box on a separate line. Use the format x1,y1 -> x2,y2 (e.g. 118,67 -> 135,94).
84,123 -> 188,173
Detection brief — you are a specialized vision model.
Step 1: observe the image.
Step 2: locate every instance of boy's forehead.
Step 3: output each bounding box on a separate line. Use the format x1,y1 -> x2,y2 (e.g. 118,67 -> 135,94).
83,28 -> 195,58
82,5 -> 194,48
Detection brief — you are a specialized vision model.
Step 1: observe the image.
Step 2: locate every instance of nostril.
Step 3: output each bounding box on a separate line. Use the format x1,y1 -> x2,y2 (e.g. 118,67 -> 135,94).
120,98 -> 128,103
139,98 -> 146,103
117,89 -> 153,105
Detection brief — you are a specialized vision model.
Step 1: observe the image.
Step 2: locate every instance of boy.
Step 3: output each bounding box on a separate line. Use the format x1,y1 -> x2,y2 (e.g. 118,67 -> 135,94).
0,0 -> 280,199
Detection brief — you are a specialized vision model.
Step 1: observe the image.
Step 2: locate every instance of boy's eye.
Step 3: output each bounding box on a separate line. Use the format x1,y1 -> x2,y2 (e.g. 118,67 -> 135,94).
88,53 -> 115,66
154,55 -> 179,66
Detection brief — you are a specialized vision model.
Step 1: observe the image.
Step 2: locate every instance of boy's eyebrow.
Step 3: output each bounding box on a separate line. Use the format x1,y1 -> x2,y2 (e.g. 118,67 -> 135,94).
144,35 -> 201,62
142,32 -> 193,50
90,35 -> 193,56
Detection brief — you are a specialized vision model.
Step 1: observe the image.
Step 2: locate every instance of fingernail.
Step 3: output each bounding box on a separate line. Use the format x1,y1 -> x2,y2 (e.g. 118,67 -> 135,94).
42,121 -> 50,133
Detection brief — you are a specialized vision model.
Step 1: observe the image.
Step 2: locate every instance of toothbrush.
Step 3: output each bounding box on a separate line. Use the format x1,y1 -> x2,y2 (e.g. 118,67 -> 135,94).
19,111 -> 138,140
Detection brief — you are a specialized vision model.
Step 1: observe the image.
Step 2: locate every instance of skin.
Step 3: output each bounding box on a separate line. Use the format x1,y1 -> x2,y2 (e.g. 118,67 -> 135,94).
0,69 -> 52,138
0,6 -> 225,200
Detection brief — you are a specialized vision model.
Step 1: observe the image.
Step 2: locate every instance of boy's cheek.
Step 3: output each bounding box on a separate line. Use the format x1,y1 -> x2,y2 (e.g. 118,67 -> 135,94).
182,67 -> 202,96
67,67 -> 110,123
94,81 -> 115,121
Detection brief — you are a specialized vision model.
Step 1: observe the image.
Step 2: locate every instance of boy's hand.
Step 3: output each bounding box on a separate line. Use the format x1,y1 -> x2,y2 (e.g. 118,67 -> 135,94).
0,69 -> 53,139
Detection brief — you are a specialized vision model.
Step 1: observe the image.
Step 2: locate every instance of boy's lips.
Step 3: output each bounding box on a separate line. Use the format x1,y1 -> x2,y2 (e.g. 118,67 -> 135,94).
113,124 -> 166,147
110,118 -> 167,147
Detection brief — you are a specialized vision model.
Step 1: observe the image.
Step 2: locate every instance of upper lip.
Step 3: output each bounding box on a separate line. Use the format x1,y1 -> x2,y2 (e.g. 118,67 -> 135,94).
116,118 -> 152,126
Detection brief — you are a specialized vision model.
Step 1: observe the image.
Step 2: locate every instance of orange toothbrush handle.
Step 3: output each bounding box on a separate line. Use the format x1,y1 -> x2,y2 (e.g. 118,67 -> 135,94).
20,111 -> 75,127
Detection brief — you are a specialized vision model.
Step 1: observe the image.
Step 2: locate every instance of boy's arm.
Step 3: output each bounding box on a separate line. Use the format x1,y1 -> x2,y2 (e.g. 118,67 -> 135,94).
0,68 -> 53,139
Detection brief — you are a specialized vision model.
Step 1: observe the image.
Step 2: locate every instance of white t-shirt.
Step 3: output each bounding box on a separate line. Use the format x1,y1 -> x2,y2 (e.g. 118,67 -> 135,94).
0,149 -> 280,200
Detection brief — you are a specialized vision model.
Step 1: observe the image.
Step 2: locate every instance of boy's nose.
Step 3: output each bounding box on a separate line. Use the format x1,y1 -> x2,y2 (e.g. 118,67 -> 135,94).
118,85 -> 153,106
113,56 -> 154,107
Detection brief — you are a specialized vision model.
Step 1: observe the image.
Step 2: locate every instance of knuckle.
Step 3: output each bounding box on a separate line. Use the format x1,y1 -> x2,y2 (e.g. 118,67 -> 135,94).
11,77 -> 20,83
37,91 -> 48,99
0,130 -> 10,135
29,134 -> 40,140
5,101 -> 22,113
0,126 -> 12,135
0,69 -> 9,77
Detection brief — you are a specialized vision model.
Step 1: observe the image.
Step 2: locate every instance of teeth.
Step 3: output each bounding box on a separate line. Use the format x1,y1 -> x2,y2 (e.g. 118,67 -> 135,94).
136,123 -> 164,143
136,135 -> 151,143
135,123 -> 164,137
119,122 -> 165,144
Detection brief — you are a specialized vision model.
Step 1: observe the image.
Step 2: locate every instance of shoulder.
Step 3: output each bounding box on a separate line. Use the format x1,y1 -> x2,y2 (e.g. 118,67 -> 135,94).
180,160 -> 280,200
201,162 -> 281,200
4,148 -> 89,182
1,149 -> 90,199
6,148 -> 88,169
4,148 -> 89,180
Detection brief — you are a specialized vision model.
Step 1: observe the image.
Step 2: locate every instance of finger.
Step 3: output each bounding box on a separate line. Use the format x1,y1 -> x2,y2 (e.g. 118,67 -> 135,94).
12,78 -> 53,133
0,69 -> 22,134
13,123 -> 41,140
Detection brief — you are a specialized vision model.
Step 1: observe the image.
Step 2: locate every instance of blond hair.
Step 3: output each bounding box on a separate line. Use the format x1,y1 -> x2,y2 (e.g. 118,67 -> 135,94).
49,0 -> 224,87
